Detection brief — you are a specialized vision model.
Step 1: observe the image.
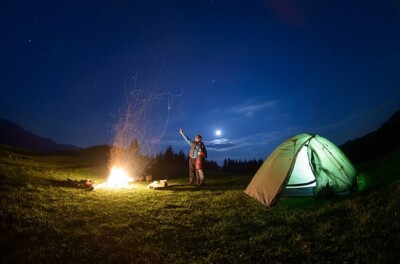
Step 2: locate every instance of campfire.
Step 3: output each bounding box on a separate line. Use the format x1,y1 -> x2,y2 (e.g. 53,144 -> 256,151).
94,166 -> 134,190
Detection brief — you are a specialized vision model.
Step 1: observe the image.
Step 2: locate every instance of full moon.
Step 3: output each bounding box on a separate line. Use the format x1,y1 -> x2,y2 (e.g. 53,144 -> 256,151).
215,129 -> 222,136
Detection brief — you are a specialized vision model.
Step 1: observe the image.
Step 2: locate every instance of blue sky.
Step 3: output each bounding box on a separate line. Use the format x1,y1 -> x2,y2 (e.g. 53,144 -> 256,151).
1,0 -> 400,164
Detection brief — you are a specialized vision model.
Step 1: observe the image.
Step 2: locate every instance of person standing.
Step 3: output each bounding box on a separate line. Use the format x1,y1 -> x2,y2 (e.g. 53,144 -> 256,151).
179,128 -> 207,186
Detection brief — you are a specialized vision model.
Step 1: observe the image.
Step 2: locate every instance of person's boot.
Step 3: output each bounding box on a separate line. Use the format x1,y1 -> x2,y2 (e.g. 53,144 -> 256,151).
188,174 -> 195,185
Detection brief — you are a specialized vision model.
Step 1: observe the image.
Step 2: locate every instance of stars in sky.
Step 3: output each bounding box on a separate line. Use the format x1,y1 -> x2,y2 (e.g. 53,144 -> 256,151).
0,1 -> 399,164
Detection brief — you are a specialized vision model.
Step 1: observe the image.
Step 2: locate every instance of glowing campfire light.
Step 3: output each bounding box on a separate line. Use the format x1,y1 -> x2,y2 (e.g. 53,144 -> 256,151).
94,167 -> 134,190
107,167 -> 133,187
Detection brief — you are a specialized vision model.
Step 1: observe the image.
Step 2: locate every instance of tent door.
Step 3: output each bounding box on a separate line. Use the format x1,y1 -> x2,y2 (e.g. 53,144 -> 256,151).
286,145 -> 316,189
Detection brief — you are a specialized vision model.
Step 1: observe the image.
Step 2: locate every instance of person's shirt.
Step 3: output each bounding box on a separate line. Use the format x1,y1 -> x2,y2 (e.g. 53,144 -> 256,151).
181,133 -> 201,158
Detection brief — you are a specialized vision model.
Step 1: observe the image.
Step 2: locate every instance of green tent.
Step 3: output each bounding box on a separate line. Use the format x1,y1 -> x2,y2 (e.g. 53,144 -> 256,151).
245,133 -> 357,206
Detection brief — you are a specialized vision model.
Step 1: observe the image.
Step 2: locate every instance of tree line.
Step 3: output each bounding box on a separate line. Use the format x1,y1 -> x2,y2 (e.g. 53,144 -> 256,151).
156,145 -> 263,173
222,158 -> 264,174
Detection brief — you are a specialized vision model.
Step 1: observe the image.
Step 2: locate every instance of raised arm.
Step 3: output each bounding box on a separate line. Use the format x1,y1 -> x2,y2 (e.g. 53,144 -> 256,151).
179,128 -> 193,146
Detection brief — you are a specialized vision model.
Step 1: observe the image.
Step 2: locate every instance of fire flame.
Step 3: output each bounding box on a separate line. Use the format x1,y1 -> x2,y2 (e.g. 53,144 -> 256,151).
94,166 -> 134,190
107,167 -> 133,186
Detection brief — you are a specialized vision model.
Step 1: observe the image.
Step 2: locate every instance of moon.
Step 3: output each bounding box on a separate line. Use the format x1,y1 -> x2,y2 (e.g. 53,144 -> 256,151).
215,129 -> 222,136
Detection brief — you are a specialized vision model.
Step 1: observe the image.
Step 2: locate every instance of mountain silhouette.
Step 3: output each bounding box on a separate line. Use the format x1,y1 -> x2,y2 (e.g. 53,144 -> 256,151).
2,109 -> 400,159
0,117 -> 80,152
340,109 -> 400,163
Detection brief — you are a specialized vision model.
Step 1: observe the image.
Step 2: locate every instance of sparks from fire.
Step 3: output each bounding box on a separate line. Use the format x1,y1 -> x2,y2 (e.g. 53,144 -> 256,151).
98,69 -> 182,190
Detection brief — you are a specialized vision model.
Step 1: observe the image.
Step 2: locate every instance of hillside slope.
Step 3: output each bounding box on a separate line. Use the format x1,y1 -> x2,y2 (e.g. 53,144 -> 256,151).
0,117 -> 79,152
340,109 -> 400,163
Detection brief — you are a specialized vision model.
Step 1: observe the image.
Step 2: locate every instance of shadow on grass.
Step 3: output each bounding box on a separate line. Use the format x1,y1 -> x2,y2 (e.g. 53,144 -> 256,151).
0,174 -> 83,190
162,181 -> 247,192
34,178 -> 95,190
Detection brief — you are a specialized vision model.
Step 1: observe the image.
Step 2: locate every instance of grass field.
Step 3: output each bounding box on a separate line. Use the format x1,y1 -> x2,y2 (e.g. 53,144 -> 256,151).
0,144 -> 399,263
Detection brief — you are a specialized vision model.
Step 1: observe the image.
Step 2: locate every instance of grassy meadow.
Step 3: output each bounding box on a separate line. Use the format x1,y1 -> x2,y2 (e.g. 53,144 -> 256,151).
0,144 -> 399,263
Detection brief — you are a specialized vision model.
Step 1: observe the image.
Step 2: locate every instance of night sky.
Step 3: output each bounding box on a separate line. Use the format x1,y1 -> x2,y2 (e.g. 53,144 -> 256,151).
1,0 -> 400,164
